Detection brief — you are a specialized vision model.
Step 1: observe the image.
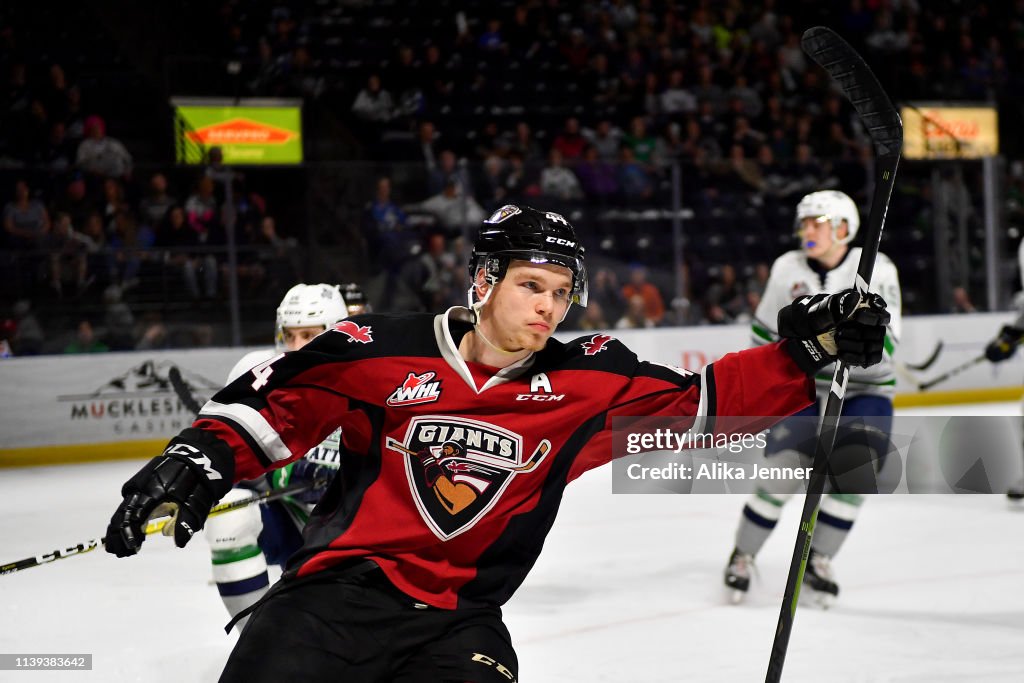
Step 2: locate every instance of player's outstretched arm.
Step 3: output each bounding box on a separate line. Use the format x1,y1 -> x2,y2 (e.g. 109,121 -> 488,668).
777,289 -> 890,374
105,428 -> 234,557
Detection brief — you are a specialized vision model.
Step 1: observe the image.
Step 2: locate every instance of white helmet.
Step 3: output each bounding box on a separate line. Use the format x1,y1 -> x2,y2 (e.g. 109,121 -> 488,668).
796,190 -> 860,245
275,283 -> 348,349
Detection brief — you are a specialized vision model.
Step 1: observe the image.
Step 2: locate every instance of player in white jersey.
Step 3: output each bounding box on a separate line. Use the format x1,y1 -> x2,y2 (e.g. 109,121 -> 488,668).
206,282 -> 367,630
982,238 -> 1024,502
723,190 -> 902,606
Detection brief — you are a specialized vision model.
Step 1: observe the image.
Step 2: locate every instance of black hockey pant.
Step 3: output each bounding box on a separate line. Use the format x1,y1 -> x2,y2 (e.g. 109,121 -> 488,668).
219,564 -> 518,682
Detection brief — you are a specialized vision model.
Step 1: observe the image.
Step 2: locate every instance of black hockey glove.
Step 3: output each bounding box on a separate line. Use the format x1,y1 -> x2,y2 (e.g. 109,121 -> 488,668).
985,325 -> 1024,363
105,428 -> 234,557
778,290 -> 890,374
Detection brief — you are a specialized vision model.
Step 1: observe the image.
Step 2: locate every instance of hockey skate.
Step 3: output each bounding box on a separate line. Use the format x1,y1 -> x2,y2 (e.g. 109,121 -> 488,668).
1007,477 -> 1024,504
801,548 -> 839,608
724,549 -> 755,604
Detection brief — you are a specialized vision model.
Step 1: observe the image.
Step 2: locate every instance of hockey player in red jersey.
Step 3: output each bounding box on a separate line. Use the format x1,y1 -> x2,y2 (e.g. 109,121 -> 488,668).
105,205 -> 889,682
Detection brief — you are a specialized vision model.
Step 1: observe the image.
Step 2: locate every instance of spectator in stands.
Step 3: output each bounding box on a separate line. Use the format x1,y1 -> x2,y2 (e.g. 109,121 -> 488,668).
551,117 -> 587,163
480,155 -> 509,208
583,119 -> 623,163
577,299 -> 610,331
76,115 -> 132,180
139,173 -> 176,230
477,19 -> 505,53
12,299 -> 45,355
81,211 -> 112,289
399,230 -> 459,312
47,211 -> 93,297
102,284 -> 135,350
539,148 -> 583,202
509,121 -> 543,167
36,121 -> 74,171
363,177 -> 415,273
351,74 -> 395,123
101,178 -> 128,237
428,149 -> 473,197
589,267 -> 626,325
53,174 -> 93,231
154,205 -> 217,300
502,151 -> 538,202
135,312 -> 169,350
704,264 -> 751,324
185,176 -> 222,245
617,146 -> 655,204
660,68 -> 697,116
64,319 -> 108,354
623,116 -> 658,164
575,145 -> 620,202
727,74 -> 763,119
3,179 -> 50,249
406,178 -> 485,237
615,293 -> 657,329
621,265 -> 665,325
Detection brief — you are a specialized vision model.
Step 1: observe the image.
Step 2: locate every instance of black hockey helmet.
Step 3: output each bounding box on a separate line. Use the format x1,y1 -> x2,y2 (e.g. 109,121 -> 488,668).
338,282 -> 369,315
469,205 -> 588,307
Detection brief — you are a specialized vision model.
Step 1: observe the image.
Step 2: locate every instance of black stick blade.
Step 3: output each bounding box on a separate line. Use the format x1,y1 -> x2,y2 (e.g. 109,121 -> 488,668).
801,26 -> 902,158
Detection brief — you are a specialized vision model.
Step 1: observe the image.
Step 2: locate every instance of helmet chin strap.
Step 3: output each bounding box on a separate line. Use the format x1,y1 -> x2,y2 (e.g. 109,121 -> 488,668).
467,283 -> 526,356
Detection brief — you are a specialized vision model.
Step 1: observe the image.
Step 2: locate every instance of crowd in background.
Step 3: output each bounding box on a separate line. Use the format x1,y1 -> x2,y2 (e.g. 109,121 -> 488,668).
1,0 -> 1022,355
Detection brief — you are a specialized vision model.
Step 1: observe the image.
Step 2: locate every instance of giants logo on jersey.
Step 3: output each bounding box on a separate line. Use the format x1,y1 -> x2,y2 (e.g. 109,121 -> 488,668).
387,372 -> 443,407
386,416 -> 549,540
581,333 -> 613,356
333,320 -> 373,343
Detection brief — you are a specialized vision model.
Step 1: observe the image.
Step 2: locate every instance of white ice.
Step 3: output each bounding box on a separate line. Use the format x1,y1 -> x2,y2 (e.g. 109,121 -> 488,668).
2,402 -> 1023,682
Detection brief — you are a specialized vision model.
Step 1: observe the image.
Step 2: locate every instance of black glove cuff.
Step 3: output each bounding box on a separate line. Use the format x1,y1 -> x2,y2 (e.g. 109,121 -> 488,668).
162,428 -> 235,500
783,338 -> 832,375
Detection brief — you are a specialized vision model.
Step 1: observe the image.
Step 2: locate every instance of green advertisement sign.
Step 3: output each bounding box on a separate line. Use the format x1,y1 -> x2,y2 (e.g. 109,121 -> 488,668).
173,99 -> 303,165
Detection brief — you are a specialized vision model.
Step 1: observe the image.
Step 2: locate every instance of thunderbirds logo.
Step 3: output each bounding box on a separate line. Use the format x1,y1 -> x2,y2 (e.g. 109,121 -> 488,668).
386,416 -> 550,540
582,333 -> 614,356
333,320 -> 373,343
387,371 -> 443,407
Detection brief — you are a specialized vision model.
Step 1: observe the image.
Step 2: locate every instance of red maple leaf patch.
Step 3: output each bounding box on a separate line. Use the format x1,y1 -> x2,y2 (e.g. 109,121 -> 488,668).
581,333 -> 613,356
333,320 -> 373,343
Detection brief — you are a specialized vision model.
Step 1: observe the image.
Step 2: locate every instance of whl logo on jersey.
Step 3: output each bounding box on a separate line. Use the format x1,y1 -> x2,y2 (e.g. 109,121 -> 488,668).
389,416 -> 540,541
387,372 -> 443,407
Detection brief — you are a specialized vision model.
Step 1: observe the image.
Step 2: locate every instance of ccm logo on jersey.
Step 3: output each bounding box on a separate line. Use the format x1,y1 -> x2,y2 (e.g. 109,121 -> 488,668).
581,333 -> 613,356
333,320 -> 373,343
516,372 -> 563,401
387,371 -> 443,406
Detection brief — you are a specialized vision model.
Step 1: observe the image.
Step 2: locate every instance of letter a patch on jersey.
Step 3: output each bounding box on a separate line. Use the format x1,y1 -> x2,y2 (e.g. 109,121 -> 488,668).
387,372 -> 443,407
581,333 -> 613,356
333,320 -> 373,343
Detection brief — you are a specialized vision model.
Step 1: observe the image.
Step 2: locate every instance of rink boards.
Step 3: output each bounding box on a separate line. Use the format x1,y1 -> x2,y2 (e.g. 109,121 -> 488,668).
0,312 -> 1019,467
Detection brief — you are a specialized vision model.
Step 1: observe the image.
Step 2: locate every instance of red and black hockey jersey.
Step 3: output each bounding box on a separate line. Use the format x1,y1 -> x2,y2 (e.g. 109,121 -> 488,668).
194,307 -> 814,609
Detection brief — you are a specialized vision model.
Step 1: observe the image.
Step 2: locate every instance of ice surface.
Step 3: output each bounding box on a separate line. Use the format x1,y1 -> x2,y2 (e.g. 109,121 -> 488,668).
1,402 -> 1023,682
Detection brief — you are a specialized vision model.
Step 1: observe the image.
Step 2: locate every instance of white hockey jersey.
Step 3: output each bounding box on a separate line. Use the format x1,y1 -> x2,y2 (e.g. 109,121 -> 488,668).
752,247 -> 902,398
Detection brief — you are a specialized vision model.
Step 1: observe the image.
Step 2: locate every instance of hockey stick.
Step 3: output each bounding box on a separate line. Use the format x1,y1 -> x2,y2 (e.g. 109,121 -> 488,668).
903,340 -> 943,372
385,437 -> 551,473
766,27 -> 902,683
918,354 -> 986,391
0,477 -> 329,577
168,366 -> 204,414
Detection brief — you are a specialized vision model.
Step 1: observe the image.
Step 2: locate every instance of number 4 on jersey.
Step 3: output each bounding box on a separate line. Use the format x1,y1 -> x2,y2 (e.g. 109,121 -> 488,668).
250,354 -> 284,390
